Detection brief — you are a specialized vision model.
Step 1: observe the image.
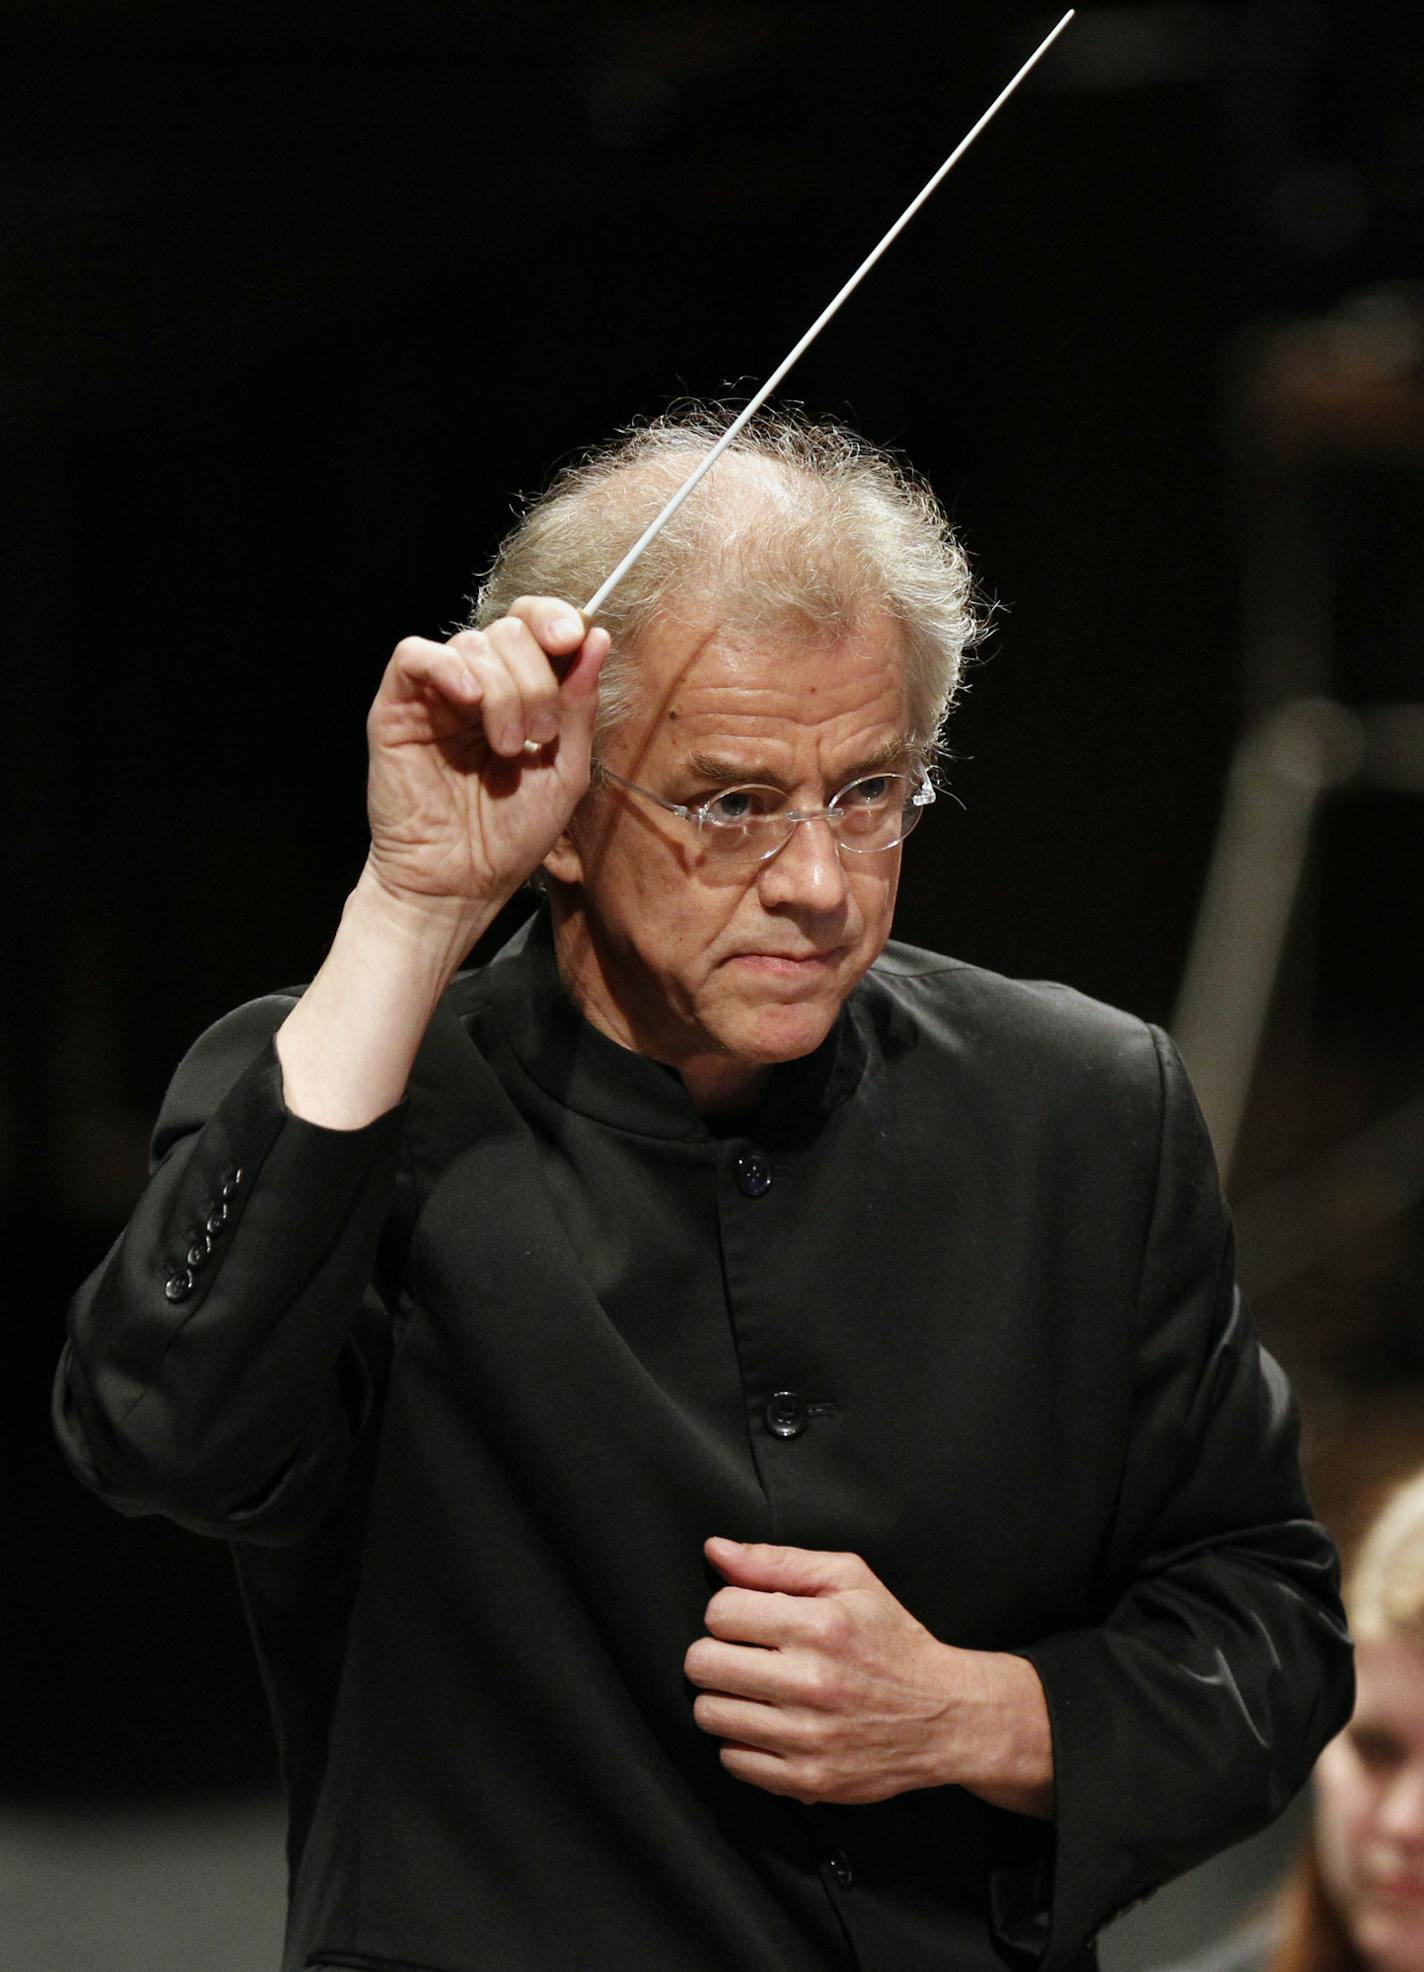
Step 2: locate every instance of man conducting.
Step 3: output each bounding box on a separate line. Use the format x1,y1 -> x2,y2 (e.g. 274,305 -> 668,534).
57,411 -> 1353,1972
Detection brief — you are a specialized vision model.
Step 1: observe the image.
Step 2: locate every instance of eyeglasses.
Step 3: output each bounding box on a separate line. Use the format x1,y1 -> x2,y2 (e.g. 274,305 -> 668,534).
595,764 -> 937,865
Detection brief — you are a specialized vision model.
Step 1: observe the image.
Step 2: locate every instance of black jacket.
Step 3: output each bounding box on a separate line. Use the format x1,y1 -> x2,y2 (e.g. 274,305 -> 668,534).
55,915 -> 1353,1972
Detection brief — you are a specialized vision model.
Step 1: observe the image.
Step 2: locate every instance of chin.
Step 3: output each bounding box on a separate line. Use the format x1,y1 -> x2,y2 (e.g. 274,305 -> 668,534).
1355,1911 -> 1424,1972
728,1002 -> 841,1065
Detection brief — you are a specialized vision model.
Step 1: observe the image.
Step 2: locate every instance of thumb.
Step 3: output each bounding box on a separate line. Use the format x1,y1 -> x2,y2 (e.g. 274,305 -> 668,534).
559,625 -> 610,717
704,1537 -> 865,1595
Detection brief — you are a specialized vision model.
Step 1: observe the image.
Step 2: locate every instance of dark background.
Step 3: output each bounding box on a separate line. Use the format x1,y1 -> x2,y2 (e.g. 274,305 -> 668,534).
4,0 -> 1421,1833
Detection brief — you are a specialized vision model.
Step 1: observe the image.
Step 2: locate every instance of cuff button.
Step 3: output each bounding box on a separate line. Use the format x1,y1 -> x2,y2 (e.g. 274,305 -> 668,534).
164,1269 -> 194,1303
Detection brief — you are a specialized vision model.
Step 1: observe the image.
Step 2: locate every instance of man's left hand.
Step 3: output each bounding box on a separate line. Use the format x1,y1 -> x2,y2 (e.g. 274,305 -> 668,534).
683,1537 -> 1054,1816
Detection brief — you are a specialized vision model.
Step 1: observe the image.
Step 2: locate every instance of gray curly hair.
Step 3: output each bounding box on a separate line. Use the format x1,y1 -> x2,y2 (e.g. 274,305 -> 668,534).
469,406 -> 986,755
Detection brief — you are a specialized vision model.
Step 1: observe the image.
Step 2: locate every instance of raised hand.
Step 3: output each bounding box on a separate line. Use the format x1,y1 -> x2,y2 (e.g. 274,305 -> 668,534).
365,598 -> 610,923
684,1538 -> 1053,1816
274,597 -> 610,1130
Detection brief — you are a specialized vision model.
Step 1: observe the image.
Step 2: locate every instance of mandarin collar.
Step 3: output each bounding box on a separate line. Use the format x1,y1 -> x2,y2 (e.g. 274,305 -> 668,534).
480,906 -> 869,1144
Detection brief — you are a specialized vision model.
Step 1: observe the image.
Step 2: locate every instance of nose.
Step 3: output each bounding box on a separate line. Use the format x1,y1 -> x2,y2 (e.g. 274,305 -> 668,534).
755,814 -> 850,913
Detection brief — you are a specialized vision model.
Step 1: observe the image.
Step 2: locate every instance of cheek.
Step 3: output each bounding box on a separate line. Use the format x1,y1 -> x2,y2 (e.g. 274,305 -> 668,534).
1316,1749 -> 1372,1915
584,815 -> 700,926
847,854 -> 902,936
627,858 -> 760,984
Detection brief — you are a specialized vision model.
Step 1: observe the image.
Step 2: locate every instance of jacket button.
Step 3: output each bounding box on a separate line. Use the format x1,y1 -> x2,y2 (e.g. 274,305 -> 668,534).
827,1851 -> 854,1890
185,1236 -> 211,1270
220,1168 -> 242,1200
205,1202 -> 228,1236
164,1269 -> 194,1303
733,1149 -> 772,1197
765,1391 -> 808,1439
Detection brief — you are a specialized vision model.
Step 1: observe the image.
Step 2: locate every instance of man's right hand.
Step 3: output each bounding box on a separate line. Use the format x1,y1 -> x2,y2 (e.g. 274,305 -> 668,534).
365,597 -> 610,924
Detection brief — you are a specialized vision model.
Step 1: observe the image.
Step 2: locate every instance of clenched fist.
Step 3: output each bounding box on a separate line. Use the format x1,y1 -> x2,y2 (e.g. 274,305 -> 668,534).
684,1538 -> 1054,1816
365,596 -> 610,922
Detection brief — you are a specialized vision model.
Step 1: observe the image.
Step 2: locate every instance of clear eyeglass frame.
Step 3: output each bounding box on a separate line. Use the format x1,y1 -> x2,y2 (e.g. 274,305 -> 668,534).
594,764 -> 938,865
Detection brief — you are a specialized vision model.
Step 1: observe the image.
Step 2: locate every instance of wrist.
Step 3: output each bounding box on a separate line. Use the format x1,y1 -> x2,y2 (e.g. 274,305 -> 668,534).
926,1646 -> 1056,1819
346,859 -> 500,988
274,867 -> 499,1131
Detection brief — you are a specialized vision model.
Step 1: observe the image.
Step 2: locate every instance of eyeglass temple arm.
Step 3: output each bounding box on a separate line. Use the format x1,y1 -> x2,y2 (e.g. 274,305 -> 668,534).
595,764 -> 698,822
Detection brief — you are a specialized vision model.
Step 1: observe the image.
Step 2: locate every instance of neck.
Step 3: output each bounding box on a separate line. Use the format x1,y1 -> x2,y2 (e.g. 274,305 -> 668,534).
678,1056 -> 773,1121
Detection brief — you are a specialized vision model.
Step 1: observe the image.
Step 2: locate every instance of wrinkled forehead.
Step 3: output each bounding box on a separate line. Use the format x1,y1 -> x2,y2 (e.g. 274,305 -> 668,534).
614,609 -> 911,765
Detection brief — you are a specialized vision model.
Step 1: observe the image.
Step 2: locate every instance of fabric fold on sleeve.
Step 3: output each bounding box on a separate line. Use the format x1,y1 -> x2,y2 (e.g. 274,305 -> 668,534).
986,1027 -> 1352,1968
55,997 -> 406,1545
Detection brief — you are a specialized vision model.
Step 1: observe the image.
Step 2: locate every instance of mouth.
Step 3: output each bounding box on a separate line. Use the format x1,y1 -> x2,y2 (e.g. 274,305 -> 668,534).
1365,1875 -> 1424,1905
727,950 -> 844,975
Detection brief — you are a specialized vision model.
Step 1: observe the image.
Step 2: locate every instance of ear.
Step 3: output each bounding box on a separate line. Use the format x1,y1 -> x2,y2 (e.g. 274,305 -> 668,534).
541,828 -> 585,887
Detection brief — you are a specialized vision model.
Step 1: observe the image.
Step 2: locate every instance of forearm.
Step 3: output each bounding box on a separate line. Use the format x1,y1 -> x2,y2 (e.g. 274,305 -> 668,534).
58,1001 -> 404,1539
276,862 -> 498,1129
927,1646 -> 1055,1819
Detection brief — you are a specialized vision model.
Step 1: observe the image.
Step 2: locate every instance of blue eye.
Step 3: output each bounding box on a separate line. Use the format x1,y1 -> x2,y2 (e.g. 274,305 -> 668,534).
705,787 -> 779,826
839,775 -> 893,808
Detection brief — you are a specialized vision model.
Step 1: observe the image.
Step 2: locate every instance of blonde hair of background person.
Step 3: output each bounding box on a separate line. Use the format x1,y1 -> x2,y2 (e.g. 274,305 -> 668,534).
1273,1471 -> 1424,1972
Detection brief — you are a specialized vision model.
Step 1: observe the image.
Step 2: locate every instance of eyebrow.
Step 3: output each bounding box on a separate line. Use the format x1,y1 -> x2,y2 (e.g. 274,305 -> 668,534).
683,735 -> 912,793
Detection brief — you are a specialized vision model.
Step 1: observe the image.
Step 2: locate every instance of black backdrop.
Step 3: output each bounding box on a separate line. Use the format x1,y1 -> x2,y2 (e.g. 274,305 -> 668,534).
5,0 -> 1421,1800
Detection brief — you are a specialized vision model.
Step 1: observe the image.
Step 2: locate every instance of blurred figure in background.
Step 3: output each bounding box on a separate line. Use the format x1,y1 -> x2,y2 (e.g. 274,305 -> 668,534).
1301,1472 -> 1424,1972
1169,1471 -> 1424,1972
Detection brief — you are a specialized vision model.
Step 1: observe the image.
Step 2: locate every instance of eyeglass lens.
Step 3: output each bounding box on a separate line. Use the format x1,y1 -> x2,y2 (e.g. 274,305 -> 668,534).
702,775 -> 924,859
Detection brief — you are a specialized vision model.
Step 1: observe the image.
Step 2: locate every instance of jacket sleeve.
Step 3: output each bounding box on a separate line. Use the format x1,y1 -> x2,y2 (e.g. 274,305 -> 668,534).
993,1025 -> 1353,1969
53,995 -> 407,1546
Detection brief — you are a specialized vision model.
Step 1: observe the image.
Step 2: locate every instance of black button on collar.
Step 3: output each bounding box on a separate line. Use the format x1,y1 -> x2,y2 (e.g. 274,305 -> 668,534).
164,1269 -> 194,1304
827,1851 -> 854,1890
733,1149 -> 772,1198
765,1391 -> 808,1439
